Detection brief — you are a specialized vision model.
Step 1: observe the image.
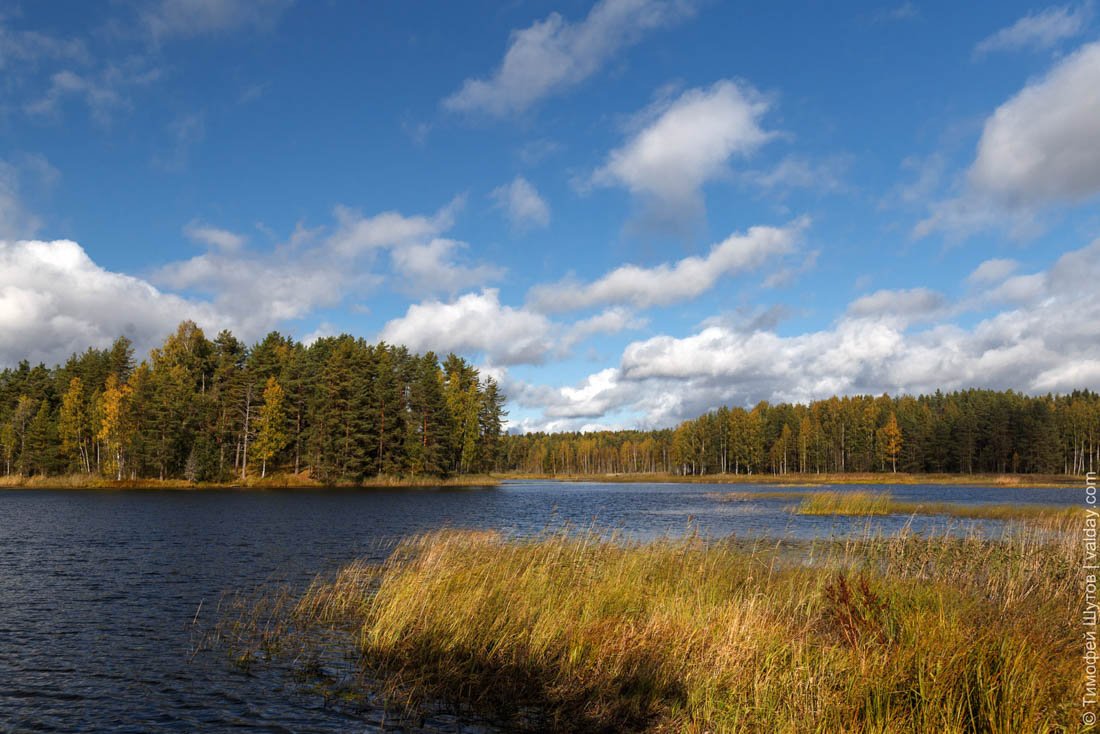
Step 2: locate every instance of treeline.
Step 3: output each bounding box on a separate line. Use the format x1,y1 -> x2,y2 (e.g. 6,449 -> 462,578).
501,390 -> 1100,476
0,321 -> 505,482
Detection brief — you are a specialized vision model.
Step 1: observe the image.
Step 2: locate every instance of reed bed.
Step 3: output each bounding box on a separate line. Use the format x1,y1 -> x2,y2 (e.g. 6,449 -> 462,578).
795,490 -> 896,515
791,490 -> 1078,522
220,517 -> 1086,732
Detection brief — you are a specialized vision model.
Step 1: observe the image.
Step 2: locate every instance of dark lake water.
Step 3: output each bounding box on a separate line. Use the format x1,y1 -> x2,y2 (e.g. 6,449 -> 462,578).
0,480 -> 1082,732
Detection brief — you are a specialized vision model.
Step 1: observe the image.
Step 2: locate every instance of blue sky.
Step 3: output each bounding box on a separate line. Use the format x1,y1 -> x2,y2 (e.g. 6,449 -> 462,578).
2,0 -> 1099,431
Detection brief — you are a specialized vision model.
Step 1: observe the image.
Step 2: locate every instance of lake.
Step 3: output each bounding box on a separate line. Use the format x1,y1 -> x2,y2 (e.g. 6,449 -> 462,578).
0,480 -> 1079,731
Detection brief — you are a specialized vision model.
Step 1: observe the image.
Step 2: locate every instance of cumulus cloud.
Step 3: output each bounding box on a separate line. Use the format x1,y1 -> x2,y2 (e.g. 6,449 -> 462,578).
443,0 -> 694,117
528,220 -> 803,311
0,239 -> 230,366
389,238 -> 504,294
974,4 -> 1091,56
490,176 -> 550,230
327,197 -> 461,257
379,289 -> 555,365
159,196 -> 499,328
590,80 -> 775,229
515,237 -> 1100,428
153,242 -> 356,332
917,41 -> 1100,237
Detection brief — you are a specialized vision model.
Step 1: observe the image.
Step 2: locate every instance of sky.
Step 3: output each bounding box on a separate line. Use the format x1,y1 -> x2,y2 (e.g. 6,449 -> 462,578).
1,0 -> 1099,432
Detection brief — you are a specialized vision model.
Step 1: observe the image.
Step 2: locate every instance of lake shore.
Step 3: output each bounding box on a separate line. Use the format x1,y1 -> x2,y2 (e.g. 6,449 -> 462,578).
0,472 -> 501,490
3,471 -> 1080,490
502,470 -> 1079,488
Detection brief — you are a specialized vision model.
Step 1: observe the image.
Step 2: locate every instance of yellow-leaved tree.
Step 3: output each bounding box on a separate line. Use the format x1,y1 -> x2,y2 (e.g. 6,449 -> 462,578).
253,376 -> 288,479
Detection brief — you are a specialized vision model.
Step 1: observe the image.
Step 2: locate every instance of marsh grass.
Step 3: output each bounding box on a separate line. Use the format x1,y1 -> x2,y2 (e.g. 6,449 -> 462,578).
219,517 -> 1085,732
795,490 -> 896,515
790,489 -> 1079,522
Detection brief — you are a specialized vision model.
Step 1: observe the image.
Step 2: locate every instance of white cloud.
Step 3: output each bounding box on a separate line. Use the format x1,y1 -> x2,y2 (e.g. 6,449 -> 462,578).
389,238 -> 504,294
140,0 -> 294,41
152,242 -> 357,334
590,80 -> 775,228
184,221 -> 247,251
380,289 -> 555,365
846,287 -> 947,324
563,307 -> 646,348
917,41 -> 1100,237
974,4 -> 1091,56
0,239 -> 230,366
158,196 -> 499,332
443,0 -> 694,117
528,220 -> 803,311
490,176 -> 550,230
969,41 -> 1100,204
967,257 -> 1019,284
515,237 -> 1100,427
327,198 -> 461,257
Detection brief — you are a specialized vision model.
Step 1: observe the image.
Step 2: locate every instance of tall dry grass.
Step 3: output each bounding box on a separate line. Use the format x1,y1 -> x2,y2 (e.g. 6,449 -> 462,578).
218,517 -> 1085,732
791,490 -> 1078,523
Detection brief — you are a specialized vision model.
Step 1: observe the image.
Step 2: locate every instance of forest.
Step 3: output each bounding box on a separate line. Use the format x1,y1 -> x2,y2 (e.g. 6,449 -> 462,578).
500,389 -> 1100,477
0,321 -> 505,482
3,321 -> 1098,484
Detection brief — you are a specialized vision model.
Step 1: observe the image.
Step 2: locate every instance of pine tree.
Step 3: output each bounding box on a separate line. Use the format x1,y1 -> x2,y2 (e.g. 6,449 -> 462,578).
24,401 -> 58,475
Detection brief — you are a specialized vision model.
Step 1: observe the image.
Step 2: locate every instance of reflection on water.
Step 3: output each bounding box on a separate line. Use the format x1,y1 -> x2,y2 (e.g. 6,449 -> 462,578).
0,480 -> 1078,731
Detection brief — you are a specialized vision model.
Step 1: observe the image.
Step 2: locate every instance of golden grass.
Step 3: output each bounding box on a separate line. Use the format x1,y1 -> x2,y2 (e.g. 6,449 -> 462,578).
788,490 -> 1078,522
795,490 -> 896,515
219,519 -> 1087,732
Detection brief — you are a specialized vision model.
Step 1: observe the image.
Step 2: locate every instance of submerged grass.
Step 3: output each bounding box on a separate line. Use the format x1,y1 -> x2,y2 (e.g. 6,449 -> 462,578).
222,518 -> 1085,732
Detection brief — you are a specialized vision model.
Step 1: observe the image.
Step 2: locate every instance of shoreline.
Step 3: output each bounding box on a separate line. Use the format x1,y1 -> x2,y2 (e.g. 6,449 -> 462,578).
500,470 -> 1078,488
0,471 -> 1081,490
0,473 -> 502,491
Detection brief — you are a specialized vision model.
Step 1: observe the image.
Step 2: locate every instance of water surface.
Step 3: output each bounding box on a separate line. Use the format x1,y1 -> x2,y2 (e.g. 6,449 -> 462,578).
0,480 -> 1080,731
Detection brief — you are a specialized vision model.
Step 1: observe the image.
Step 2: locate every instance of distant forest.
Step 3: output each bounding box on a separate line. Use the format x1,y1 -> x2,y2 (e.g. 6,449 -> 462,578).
0,322 -> 505,481
3,322 -> 1098,483
500,389 -> 1100,477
